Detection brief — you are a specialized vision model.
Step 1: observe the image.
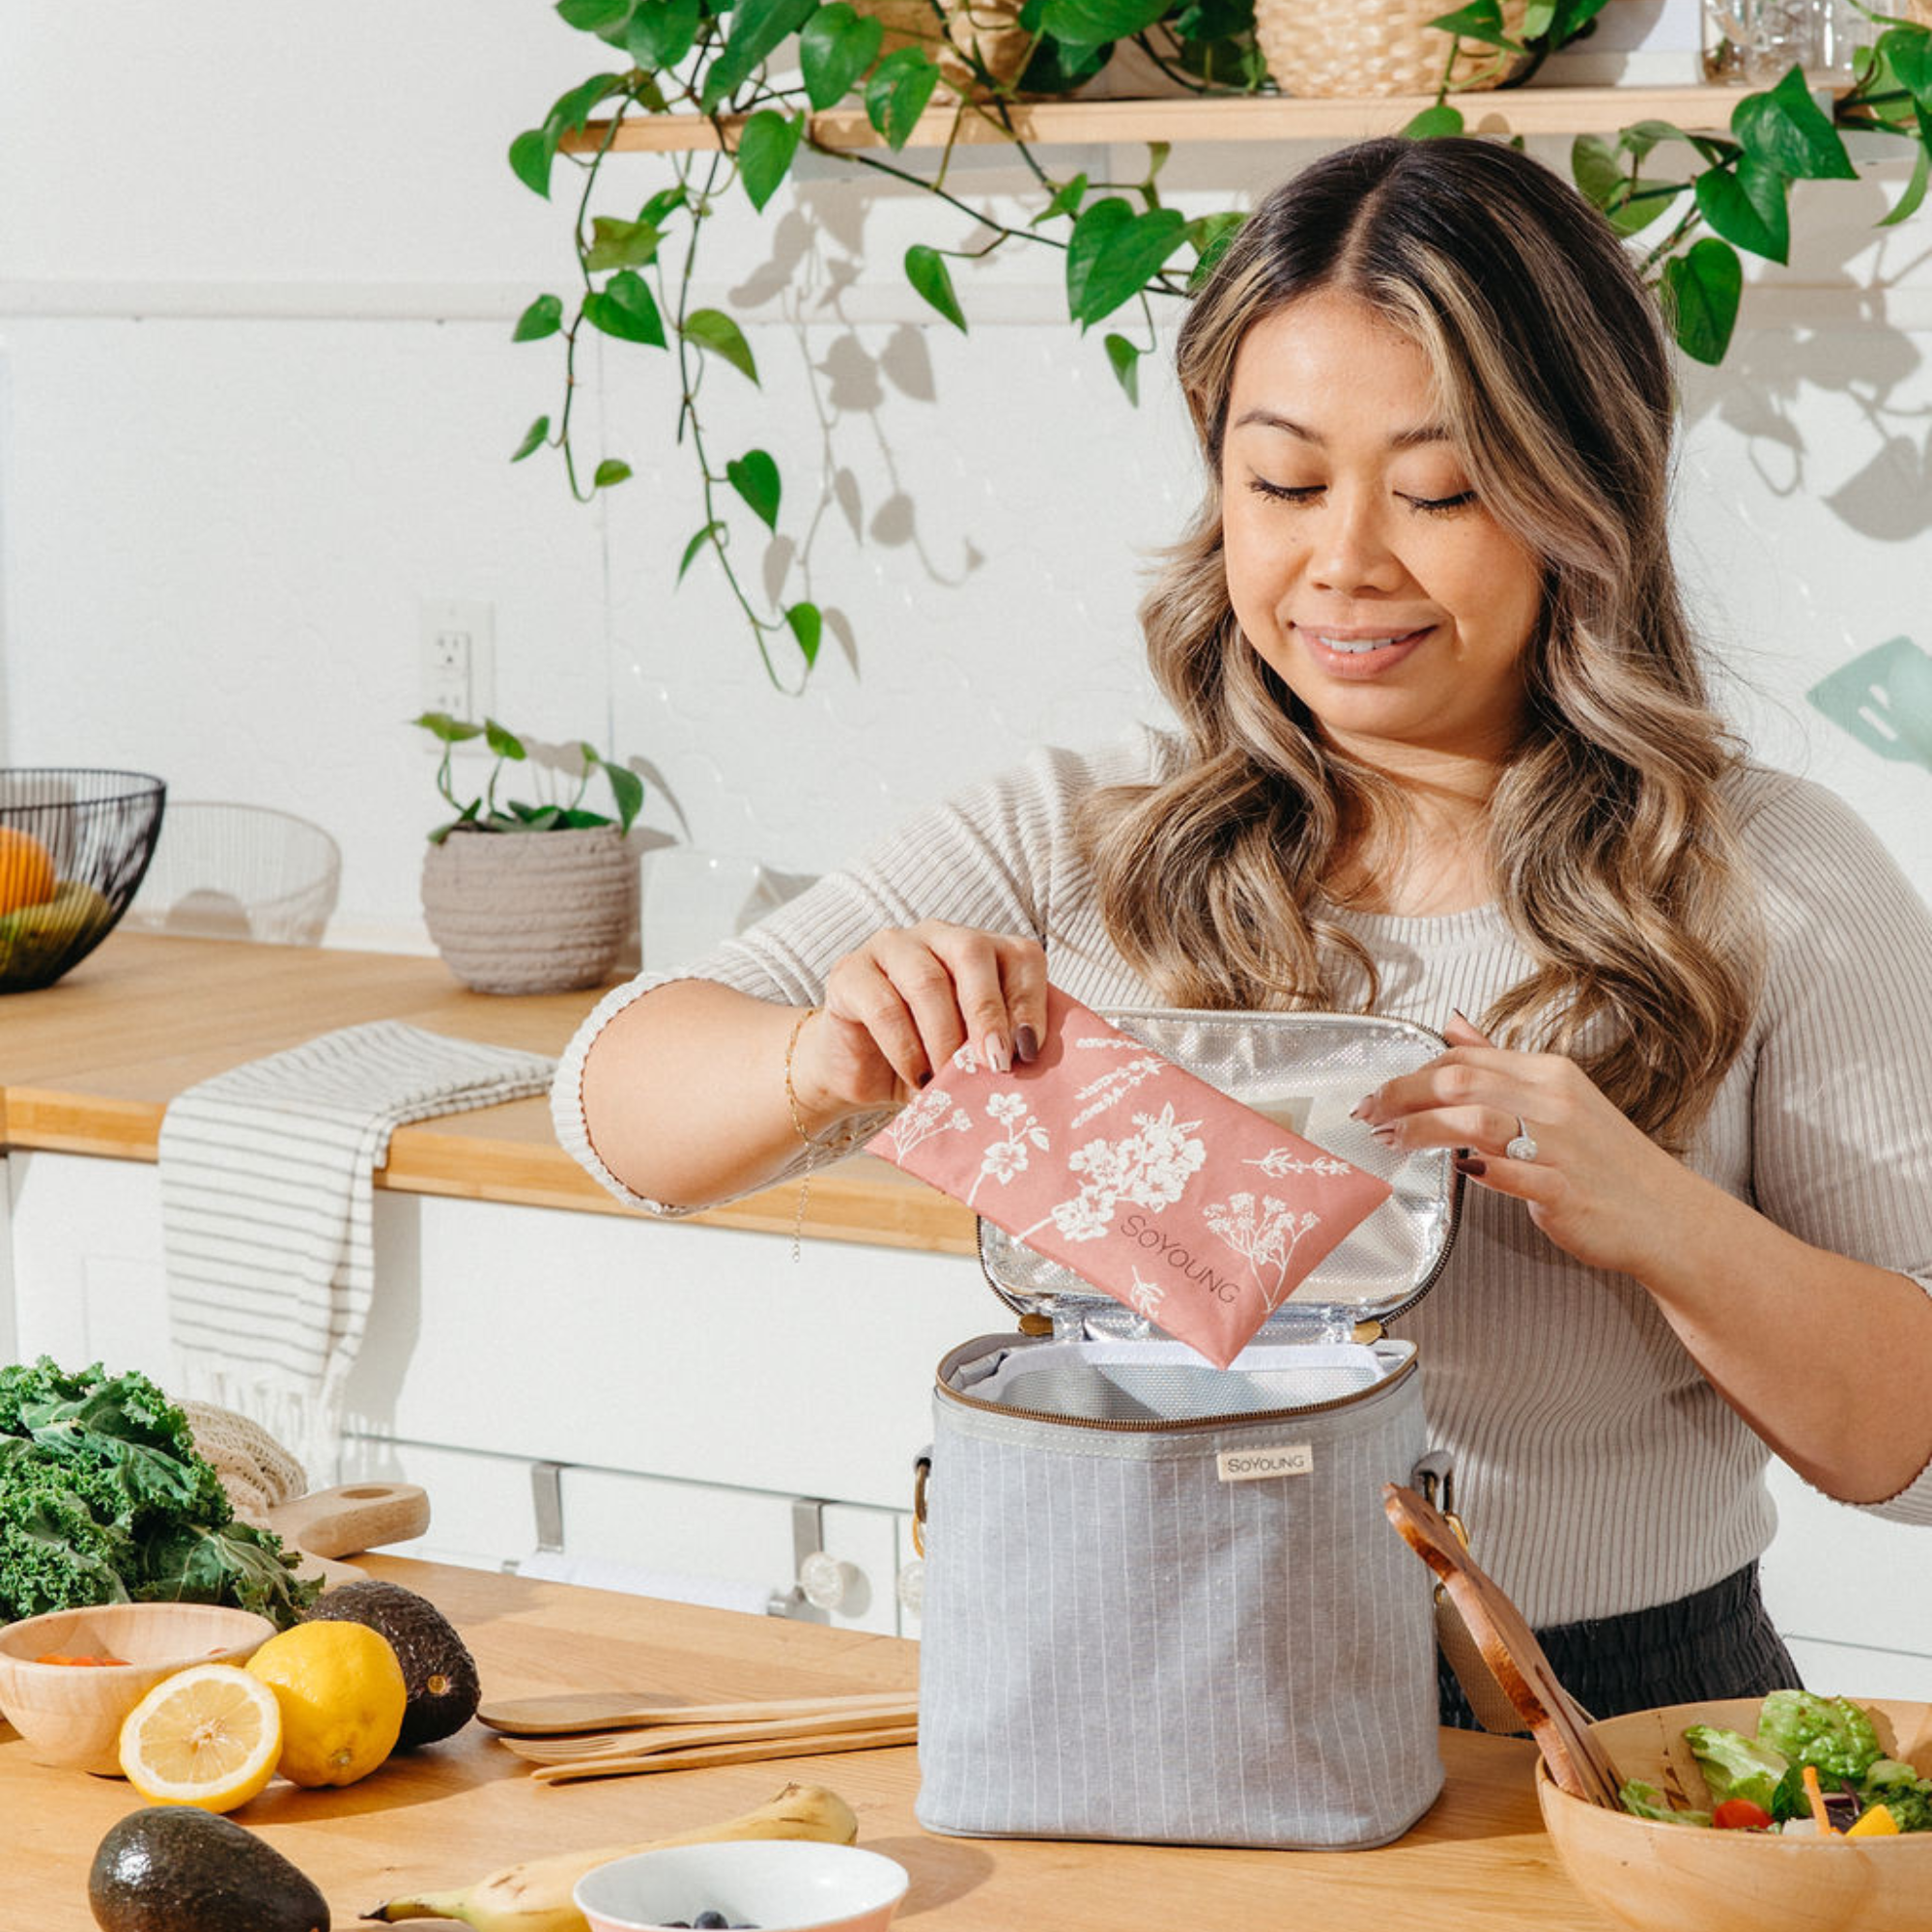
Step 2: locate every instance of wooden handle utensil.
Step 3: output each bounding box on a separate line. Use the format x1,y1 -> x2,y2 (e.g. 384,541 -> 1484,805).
527,1721 -> 919,1783
1382,1483 -> 1625,1809
476,1688 -> 916,1737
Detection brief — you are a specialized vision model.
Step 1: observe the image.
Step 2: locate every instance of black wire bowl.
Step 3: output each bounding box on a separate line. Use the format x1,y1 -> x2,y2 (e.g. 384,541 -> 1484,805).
0,770 -> 167,993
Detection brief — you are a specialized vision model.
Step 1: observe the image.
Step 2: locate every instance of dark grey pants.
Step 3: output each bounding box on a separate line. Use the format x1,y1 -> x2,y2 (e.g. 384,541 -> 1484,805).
1437,1560 -> 1802,1731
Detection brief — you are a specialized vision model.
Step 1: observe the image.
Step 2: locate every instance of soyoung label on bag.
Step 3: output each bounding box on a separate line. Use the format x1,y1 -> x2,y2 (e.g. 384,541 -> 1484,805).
866,985 -> 1392,1369
1216,1443 -> 1315,1482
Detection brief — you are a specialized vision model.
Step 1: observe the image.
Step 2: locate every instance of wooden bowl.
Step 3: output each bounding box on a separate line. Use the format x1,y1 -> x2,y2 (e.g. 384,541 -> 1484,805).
1537,1696 -> 1932,1932
0,1602 -> 276,1775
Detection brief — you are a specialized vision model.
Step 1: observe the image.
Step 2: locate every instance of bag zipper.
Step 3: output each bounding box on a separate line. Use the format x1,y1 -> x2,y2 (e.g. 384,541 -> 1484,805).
933,1340 -> 1419,1435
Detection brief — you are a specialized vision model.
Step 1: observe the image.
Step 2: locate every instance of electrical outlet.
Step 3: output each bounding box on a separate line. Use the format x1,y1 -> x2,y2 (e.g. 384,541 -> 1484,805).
418,599 -> 496,727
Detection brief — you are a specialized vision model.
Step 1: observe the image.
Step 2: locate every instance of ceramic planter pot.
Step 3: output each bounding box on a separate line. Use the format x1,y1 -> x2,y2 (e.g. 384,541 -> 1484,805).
420,825 -> 634,995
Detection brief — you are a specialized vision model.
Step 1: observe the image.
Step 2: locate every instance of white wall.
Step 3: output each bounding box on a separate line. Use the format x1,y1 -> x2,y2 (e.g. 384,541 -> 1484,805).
5,1 -> 1927,943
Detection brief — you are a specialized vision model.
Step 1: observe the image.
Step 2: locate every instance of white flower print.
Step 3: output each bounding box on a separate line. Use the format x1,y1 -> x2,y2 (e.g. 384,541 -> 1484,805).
966,1090 -> 1050,1207
1205,1190 -> 1324,1313
878,1085 -> 972,1162
1025,1103 -> 1207,1245
1127,1269 -> 1166,1321
1246,1148 -> 1353,1180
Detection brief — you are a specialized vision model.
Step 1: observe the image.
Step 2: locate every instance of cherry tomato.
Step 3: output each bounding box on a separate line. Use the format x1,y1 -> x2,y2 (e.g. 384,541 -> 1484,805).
1714,1798 -> 1773,1831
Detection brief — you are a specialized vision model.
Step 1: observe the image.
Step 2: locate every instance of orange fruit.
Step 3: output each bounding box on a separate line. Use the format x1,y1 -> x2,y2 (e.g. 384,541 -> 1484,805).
117,1662 -> 283,1812
0,826 -> 57,916
245,1620 -> 407,1787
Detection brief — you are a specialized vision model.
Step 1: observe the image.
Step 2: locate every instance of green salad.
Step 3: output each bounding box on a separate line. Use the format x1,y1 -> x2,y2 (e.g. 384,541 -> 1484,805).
1621,1690 -> 1932,1836
0,1356 -> 318,1629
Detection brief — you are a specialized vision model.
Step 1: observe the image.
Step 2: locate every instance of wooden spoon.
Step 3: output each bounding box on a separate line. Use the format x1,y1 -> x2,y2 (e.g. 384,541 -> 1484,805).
475,1688 -> 917,1738
1382,1483 -> 1626,1808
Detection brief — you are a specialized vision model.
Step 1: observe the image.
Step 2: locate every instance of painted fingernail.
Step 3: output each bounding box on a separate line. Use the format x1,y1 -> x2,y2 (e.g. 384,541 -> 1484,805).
1015,1024 -> 1040,1065
1455,1154 -> 1487,1179
1370,1123 -> 1400,1147
916,1070 -> 933,1090
1350,1092 -> 1378,1122
985,1032 -> 1011,1074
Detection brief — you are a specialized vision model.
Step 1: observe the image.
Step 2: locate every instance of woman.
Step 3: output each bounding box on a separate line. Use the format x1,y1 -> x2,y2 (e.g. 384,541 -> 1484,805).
555,137 -> 1932,1724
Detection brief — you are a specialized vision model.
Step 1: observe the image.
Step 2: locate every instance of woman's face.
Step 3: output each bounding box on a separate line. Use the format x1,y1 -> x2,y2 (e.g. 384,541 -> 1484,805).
1219,291 -> 1545,778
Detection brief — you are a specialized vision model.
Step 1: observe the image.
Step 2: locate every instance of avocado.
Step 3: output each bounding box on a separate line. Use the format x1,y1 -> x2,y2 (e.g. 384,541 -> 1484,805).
88,1806 -> 328,1932
304,1577 -> 480,1747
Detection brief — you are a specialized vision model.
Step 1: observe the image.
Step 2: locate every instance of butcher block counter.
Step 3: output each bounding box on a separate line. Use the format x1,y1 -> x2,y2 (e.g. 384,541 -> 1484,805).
1,1555 -> 1610,1931
0,931 -> 975,1255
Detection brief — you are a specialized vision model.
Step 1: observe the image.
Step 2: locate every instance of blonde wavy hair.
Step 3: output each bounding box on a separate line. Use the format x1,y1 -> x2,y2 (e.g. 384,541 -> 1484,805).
1081,137 -> 1763,1149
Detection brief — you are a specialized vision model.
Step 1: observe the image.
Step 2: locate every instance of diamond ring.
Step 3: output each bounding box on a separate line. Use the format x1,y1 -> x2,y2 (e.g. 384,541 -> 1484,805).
1504,1118 -> 1539,1163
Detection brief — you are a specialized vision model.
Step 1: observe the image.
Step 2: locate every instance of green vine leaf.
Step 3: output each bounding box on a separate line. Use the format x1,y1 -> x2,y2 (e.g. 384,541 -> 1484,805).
1065,198 -> 1188,328
584,215 -> 664,271
1878,121 -> 1932,228
511,416 -> 552,463
1402,103 -> 1465,140
584,270 -> 668,346
1732,67 -> 1858,181
513,295 -> 565,342
678,521 -> 725,581
640,184 -> 690,227
785,601 -> 823,668
558,0 -> 635,34
1884,25 -> 1932,105
1660,236 -> 1743,365
905,244 -> 968,332
1693,156 -> 1790,264
508,128 -> 556,198
627,0 -> 704,71
1031,173 -> 1091,226
549,71 -> 628,141
801,2 -> 886,109
1037,0 -> 1167,42
682,308 -> 759,383
1572,134 -> 1685,238
1103,331 -> 1141,404
739,109 -> 805,211
484,720 -> 528,761
726,448 -> 782,528
701,0 -> 818,113
1426,0 -> 1525,52
1185,209 -> 1244,286
865,46 -> 943,150
593,458 -> 635,488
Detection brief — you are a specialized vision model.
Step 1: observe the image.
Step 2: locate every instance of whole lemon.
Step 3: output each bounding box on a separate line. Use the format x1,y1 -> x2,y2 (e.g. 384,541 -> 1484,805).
245,1619 -> 408,1788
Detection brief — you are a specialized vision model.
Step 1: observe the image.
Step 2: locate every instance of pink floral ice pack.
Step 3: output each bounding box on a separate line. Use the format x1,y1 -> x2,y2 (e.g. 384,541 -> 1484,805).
866,987 -> 1392,1368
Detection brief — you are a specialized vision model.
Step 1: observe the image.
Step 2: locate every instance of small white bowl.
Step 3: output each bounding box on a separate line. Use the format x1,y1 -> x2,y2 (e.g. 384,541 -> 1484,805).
0,1601 -> 276,1775
574,1840 -> 910,1932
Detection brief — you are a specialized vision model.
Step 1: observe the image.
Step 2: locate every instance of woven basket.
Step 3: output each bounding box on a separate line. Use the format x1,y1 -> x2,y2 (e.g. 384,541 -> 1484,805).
420,824 -> 634,996
853,0 -> 1035,93
1255,0 -> 1530,98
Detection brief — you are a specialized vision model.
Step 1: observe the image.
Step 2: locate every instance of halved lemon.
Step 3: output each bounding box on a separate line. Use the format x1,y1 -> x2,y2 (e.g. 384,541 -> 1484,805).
118,1662 -> 283,1812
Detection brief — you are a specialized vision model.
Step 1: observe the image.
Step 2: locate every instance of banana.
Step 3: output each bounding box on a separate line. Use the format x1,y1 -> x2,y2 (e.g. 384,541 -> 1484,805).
360,1780 -> 860,1931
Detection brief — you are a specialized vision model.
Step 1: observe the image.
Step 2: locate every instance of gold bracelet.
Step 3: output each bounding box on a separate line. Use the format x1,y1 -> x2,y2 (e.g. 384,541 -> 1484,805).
783,1007 -> 820,1261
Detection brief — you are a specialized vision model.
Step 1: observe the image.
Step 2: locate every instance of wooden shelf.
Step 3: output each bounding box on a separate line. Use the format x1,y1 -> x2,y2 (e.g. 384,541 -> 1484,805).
568,83 -> 1745,156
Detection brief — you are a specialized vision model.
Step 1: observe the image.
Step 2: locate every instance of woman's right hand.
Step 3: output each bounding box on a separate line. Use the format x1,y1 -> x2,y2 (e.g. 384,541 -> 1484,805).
793,920 -> 1049,1128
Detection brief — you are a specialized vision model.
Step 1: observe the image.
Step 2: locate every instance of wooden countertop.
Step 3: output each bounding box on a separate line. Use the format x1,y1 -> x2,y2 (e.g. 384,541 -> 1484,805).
0,932 -> 977,1255
1,1555 -> 1609,1931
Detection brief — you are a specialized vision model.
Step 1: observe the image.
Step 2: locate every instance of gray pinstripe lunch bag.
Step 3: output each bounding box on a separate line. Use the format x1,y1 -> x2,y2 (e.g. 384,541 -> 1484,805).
913,1010 -> 1463,1851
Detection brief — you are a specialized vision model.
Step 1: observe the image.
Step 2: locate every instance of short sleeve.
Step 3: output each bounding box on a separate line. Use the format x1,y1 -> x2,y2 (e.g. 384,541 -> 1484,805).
1739,772 -> 1932,1522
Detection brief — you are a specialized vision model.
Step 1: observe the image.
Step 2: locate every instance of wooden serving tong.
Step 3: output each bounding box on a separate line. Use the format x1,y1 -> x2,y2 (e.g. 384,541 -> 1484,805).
1382,1482 -> 1625,1809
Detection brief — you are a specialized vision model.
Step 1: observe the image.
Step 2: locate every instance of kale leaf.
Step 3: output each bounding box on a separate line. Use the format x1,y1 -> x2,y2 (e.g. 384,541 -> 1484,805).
0,1357 -> 317,1628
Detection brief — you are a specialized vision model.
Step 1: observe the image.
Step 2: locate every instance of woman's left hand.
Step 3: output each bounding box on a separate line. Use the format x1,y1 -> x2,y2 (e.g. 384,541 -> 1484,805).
1352,1012 -> 1700,1281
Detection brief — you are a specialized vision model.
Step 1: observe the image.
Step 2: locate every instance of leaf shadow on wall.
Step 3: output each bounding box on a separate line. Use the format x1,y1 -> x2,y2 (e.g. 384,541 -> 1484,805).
728,193 -> 990,677
1673,177 -> 1932,543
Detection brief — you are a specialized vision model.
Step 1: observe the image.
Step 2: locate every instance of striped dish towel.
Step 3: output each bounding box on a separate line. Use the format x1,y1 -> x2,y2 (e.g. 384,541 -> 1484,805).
159,1020 -> 556,1484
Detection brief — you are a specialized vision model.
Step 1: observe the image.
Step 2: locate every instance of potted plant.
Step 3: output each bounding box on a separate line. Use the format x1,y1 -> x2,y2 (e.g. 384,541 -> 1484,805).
413,711 -> 646,995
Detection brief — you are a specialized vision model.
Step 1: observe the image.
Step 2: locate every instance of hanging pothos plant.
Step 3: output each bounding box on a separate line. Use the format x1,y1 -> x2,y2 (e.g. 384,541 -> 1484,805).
505,0 -> 1932,688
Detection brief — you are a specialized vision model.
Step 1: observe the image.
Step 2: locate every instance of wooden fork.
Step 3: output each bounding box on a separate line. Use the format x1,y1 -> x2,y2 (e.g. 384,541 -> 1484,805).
500,1700 -> 920,1765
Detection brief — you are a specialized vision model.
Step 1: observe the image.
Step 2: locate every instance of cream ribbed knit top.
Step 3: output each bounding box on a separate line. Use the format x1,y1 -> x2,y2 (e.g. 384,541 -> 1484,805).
554,727 -> 1932,1626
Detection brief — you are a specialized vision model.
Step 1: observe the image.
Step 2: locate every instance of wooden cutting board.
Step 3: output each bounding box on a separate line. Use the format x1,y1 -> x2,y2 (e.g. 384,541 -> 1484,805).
260,1482 -> 430,1589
